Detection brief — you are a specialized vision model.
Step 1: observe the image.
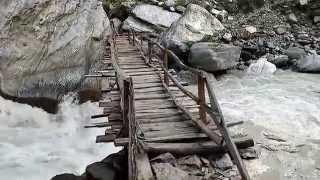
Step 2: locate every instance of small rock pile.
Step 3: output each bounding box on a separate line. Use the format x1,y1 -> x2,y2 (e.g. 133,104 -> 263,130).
150,150 -> 258,180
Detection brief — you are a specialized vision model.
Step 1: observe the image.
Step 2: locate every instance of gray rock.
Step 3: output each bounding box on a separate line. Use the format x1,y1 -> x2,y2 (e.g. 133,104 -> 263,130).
151,153 -> 177,165
0,0 -> 110,100
269,55 -> 291,68
297,0 -> 308,6
176,6 -> 186,13
162,4 -> 224,56
122,16 -> 155,32
165,0 -> 176,7
285,47 -> 307,60
295,53 -> 320,73
86,162 -> 116,180
51,174 -> 83,180
111,18 -> 122,34
211,154 -> 233,170
247,58 -> 277,75
314,16 -> 320,23
132,4 -> 181,28
223,33 -> 233,42
288,13 -> 298,23
152,163 -> 190,180
275,26 -> 287,35
177,155 -> 202,169
188,42 -> 241,72
239,148 -> 259,160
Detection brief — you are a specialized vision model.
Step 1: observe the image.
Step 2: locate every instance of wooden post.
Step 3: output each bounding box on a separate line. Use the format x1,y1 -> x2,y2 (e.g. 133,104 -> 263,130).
147,40 -> 152,64
163,48 -> 169,85
140,36 -> 143,48
132,30 -> 135,46
198,74 -> 207,124
121,79 -> 130,137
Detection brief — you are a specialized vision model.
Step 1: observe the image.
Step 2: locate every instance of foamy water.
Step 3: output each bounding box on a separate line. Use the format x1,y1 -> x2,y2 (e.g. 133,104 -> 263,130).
0,94 -> 120,180
214,70 -> 320,140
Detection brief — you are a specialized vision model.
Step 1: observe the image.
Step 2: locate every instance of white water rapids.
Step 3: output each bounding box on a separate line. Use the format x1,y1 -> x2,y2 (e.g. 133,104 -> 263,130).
0,70 -> 319,179
0,94 -> 120,180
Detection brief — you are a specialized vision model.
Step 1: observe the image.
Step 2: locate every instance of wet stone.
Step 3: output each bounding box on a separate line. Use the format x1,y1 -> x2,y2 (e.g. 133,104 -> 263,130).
210,154 -> 233,171
239,148 -> 259,159
150,152 -> 177,165
177,155 -> 203,169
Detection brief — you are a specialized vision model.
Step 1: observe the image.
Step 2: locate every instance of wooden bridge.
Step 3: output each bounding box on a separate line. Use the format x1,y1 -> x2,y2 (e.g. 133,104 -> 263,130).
86,28 -> 254,180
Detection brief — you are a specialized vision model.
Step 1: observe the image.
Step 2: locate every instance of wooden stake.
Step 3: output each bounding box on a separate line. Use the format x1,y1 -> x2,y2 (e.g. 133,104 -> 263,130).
198,74 -> 207,124
163,49 -> 169,86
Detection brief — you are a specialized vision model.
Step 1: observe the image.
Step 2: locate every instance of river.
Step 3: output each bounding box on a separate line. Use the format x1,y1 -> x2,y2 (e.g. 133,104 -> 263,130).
0,94 -> 120,180
214,70 -> 320,179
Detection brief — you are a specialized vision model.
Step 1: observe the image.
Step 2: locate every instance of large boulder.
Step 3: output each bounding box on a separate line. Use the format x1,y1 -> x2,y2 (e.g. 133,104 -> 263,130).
162,4 -> 224,57
247,58 -> 277,75
51,173 -> 83,180
122,16 -> 155,32
294,53 -> 320,73
0,0 -> 110,100
132,4 -> 181,28
188,42 -> 241,72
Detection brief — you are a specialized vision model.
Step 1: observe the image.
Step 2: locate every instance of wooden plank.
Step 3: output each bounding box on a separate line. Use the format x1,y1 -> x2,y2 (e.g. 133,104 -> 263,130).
99,100 -> 120,107
143,137 -> 254,155
96,134 -> 116,143
133,83 -> 162,89
136,111 -> 183,119
137,115 -> 188,124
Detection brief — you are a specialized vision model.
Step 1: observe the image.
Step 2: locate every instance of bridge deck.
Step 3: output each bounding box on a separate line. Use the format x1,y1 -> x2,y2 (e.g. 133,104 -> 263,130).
115,35 -> 218,144
88,32 -> 253,180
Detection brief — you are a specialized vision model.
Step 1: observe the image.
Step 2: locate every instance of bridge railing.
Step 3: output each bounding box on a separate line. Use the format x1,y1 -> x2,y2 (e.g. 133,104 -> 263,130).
127,28 -> 250,180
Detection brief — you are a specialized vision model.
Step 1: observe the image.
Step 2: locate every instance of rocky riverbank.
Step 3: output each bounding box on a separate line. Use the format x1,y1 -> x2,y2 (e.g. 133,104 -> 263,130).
104,0 -> 320,75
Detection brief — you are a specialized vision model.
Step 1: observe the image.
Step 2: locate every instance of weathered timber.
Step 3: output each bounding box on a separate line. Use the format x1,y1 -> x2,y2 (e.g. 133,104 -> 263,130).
143,137 -> 254,155
96,134 -> 116,143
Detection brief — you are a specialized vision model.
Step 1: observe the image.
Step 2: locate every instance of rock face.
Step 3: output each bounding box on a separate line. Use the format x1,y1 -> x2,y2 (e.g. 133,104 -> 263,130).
132,4 -> 181,28
188,42 -> 241,72
162,4 -> 224,57
0,0 -> 110,100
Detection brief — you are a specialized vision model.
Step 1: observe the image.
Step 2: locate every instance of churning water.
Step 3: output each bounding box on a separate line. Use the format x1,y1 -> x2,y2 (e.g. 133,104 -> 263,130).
0,94 -> 119,180
215,70 -> 320,140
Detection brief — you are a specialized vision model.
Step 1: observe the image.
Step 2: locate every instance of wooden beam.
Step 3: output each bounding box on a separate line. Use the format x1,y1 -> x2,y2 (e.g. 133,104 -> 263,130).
198,74 -> 207,124
96,134 -> 116,143
143,137 -> 254,155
